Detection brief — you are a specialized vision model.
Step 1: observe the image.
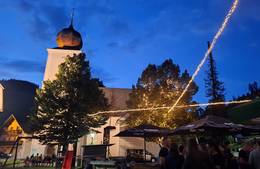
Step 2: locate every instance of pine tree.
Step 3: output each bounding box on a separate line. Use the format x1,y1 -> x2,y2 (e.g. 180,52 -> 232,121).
30,53 -> 108,149
127,59 -> 199,128
205,41 -> 225,116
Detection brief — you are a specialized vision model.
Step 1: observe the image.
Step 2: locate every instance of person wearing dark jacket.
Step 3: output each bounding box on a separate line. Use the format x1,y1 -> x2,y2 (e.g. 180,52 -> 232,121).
183,138 -> 212,169
208,142 -> 225,169
159,137 -> 170,169
239,142 -> 253,169
166,143 -> 184,169
222,144 -> 238,169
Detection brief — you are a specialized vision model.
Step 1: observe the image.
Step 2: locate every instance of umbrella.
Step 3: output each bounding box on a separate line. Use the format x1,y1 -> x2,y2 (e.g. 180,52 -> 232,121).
170,115 -> 260,136
115,124 -> 170,161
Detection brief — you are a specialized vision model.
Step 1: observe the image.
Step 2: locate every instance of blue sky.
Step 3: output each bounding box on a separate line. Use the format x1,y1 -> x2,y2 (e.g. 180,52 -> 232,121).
0,0 -> 259,103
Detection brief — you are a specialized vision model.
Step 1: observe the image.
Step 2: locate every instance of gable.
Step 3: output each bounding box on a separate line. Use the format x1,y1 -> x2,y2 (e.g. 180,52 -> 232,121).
1,115 -> 23,133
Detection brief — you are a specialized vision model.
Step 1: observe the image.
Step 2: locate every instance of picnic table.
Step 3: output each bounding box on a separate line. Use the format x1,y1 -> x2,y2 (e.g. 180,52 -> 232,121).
133,163 -> 160,169
90,160 -> 117,169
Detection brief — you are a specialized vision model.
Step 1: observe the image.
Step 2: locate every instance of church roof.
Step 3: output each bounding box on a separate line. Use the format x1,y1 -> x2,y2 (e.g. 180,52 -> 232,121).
55,12 -> 83,50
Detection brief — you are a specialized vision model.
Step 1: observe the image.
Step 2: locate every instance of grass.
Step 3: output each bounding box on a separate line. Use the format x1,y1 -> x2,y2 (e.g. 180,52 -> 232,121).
1,166 -> 54,169
15,166 -> 82,169
3,166 -> 79,169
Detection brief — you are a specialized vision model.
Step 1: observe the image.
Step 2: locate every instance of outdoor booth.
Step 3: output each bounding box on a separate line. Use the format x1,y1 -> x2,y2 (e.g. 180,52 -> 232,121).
81,144 -> 126,169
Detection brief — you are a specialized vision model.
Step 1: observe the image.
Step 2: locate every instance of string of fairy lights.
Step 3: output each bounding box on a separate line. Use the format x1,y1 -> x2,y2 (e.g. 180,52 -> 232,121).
167,0 -> 239,114
91,0 -> 241,117
91,100 -> 251,116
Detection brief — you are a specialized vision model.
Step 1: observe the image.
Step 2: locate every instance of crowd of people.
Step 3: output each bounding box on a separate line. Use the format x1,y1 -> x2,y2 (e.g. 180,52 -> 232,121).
24,153 -> 56,167
159,137 -> 260,169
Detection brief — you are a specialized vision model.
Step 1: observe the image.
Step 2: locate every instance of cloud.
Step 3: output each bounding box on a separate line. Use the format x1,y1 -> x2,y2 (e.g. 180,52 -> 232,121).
28,15 -> 52,41
0,59 -> 45,73
107,42 -> 119,48
237,0 -> 260,21
0,0 -> 130,43
76,0 -> 114,18
86,48 -> 96,58
16,0 -> 34,12
107,19 -> 130,36
106,37 -> 141,53
0,70 -> 14,78
0,1 -> 68,42
76,1 -> 130,37
125,37 -> 142,53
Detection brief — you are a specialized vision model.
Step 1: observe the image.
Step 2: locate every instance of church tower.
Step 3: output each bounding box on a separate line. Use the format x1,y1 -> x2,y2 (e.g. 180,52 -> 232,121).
43,15 -> 83,81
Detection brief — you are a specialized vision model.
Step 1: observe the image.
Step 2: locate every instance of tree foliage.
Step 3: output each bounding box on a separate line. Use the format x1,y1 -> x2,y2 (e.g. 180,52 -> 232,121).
30,53 -> 108,146
233,81 -> 260,101
126,59 -> 198,128
204,42 -> 225,116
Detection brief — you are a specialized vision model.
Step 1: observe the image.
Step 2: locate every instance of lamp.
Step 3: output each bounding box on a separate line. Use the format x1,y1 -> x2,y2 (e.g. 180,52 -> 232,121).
89,132 -> 95,144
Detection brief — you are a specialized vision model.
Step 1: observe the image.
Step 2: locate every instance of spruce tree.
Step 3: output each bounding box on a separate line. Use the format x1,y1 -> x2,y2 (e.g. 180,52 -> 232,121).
127,59 -> 198,128
30,53 -> 108,149
205,41 -> 225,116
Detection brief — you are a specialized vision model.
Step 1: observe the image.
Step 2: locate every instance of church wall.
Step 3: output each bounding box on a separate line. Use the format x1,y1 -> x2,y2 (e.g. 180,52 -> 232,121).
43,48 -> 82,81
101,87 -> 131,110
30,139 -> 46,157
19,136 -> 33,159
76,116 -> 160,158
42,46 -> 160,160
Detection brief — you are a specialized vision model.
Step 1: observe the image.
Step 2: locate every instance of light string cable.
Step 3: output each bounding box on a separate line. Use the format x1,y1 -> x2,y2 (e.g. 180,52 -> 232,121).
91,99 -> 250,116
167,0 -> 239,114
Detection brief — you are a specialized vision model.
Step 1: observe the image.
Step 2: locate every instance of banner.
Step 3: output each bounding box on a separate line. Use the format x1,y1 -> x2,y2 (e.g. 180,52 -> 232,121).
62,151 -> 73,169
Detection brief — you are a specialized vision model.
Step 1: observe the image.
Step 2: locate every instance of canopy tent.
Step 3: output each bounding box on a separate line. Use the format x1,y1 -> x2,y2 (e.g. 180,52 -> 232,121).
170,115 -> 260,136
115,124 -> 170,137
115,124 -> 170,161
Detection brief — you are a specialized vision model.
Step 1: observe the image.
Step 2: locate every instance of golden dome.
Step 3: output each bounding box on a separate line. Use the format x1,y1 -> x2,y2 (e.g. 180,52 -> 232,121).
56,23 -> 83,50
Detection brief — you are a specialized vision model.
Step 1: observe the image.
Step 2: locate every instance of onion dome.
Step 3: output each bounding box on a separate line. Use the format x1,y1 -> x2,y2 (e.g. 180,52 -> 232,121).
56,16 -> 83,50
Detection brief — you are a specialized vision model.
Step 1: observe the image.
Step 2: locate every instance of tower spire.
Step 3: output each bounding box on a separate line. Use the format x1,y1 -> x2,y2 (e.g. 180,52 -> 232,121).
70,8 -> 74,28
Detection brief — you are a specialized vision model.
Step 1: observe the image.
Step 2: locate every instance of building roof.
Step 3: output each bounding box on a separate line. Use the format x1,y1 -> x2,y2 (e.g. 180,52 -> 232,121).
228,98 -> 260,123
0,79 -> 38,133
0,114 -> 23,132
0,84 -> 4,90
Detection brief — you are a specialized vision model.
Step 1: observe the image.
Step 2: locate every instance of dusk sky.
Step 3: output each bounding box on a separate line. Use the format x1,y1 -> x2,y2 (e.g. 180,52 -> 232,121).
0,0 -> 259,103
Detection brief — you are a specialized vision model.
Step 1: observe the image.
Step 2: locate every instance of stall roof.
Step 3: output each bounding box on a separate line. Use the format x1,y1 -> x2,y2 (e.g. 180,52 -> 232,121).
228,99 -> 260,123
